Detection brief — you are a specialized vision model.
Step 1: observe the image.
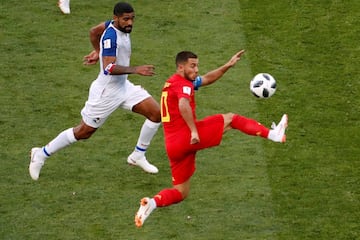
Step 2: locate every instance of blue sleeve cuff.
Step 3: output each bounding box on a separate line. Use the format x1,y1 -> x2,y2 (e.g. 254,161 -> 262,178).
193,76 -> 202,90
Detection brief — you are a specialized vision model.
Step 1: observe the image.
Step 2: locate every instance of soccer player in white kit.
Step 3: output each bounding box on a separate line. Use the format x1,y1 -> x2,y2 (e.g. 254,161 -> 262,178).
29,2 -> 161,180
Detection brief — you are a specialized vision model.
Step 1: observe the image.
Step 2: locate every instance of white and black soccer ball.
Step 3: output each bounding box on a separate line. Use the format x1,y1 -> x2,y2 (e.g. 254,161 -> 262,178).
250,73 -> 277,98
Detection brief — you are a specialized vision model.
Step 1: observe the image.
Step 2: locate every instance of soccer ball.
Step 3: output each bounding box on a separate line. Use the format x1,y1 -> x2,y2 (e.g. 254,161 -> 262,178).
250,73 -> 277,98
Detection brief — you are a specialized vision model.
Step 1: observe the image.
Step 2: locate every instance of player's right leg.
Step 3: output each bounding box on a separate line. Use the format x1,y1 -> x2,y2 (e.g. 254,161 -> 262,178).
29,79 -> 110,180
29,122 -> 97,180
135,156 -> 191,227
135,185 -> 185,228
29,128 -> 77,180
29,147 -> 47,181
135,197 -> 157,228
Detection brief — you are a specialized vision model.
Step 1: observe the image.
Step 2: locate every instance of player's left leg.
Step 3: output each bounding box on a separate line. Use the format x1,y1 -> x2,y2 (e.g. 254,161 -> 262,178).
29,120 -> 100,180
128,97 -> 160,173
224,113 -> 288,143
191,114 -> 225,151
123,82 -> 161,173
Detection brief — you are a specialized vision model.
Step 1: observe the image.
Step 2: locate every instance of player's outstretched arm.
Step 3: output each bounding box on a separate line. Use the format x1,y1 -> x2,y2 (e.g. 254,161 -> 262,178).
200,50 -> 245,86
226,50 -> 245,67
102,56 -> 155,76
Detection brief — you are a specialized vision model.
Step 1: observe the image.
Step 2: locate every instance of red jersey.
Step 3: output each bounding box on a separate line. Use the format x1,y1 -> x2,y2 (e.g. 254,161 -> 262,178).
160,74 -> 196,141
160,74 -> 224,185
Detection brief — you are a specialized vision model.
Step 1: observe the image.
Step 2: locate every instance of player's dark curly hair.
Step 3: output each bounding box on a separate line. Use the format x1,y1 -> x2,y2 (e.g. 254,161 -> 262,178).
113,2 -> 134,16
176,51 -> 198,65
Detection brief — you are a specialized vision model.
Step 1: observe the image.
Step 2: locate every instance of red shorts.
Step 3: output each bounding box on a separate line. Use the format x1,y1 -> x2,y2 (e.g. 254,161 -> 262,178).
165,114 -> 224,185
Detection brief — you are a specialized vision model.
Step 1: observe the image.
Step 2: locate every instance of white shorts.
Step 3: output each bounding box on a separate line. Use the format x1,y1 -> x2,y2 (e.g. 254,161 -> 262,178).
81,80 -> 151,128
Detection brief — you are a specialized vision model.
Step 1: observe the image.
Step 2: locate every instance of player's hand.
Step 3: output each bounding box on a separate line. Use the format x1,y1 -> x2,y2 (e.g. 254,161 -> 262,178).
135,65 -> 155,76
83,50 -> 99,65
227,49 -> 245,67
190,131 -> 200,144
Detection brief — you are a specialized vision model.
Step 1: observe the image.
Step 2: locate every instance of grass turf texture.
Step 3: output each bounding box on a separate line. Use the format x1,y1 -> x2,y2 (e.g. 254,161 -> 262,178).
1,0 -> 359,239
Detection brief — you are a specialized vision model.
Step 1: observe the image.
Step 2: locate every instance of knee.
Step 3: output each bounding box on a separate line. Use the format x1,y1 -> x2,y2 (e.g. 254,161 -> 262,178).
74,130 -> 92,140
151,114 -> 161,123
148,109 -> 161,123
73,124 -> 97,140
224,112 -> 234,118
223,112 -> 235,123
178,187 -> 191,200
174,183 -> 190,200
178,189 -> 189,200
222,112 -> 235,130
75,132 -> 93,140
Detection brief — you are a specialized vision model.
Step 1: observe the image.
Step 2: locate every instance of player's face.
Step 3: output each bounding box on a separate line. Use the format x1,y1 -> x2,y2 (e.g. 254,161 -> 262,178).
115,12 -> 135,33
183,58 -> 199,81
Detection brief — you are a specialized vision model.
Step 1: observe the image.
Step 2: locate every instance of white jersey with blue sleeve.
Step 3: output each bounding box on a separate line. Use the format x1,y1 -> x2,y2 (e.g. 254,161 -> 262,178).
92,21 -> 132,96
81,21 -> 151,128
100,21 -> 131,69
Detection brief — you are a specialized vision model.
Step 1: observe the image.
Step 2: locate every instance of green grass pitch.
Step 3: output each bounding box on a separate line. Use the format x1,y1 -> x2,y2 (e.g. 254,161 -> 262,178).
0,0 -> 359,239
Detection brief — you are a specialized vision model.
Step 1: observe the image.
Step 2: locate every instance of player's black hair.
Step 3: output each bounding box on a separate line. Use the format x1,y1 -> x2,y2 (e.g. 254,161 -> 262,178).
176,51 -> 198,65
113,2 -> 134,16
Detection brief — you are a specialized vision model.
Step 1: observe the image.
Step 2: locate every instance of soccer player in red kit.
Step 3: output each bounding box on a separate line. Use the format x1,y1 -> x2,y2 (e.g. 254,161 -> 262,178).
135,50 -> 288,227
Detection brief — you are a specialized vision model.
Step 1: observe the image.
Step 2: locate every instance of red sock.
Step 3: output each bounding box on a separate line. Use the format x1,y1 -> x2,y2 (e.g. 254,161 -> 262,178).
230,114 -> 269,138
153,188 -> 183,207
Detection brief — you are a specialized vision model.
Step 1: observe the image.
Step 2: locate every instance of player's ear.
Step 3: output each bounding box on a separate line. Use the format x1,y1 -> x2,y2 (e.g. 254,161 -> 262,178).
177,63 -> 184,71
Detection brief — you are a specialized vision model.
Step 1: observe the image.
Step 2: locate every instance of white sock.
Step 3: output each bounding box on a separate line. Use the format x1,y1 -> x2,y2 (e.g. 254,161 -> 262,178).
132,119 -> 160,158
43,128 -> 77,157
268,128 -> 284,142
149,198 -> 157,209
267,129 -> 276,142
